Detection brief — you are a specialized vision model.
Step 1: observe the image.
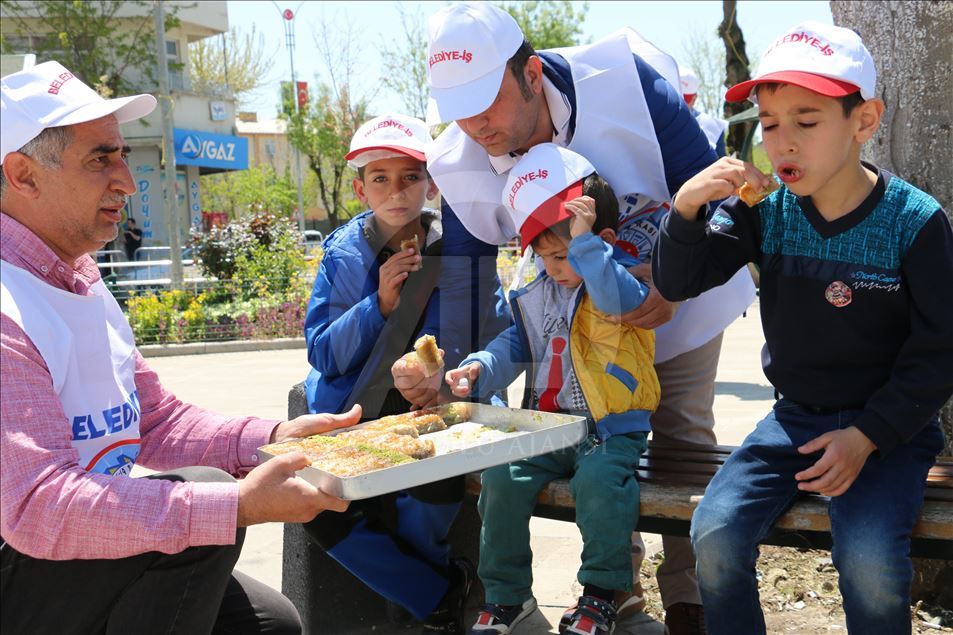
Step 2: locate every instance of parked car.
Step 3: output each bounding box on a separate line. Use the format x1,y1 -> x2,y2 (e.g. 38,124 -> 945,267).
301,230 -> 324,252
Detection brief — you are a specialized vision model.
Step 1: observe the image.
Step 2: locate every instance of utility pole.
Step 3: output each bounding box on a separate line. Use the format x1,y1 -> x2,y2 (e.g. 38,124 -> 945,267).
274,1 -> 306,233
154,0 -> 184,289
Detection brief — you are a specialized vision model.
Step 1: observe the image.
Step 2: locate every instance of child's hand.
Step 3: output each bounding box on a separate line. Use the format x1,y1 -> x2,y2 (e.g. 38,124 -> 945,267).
674,157 -> 774,220
794,426 -> 876,496
445,363 -> 481,397
392,350 -> 445,409
566,196 -> 597,238
378,248 -> 422,317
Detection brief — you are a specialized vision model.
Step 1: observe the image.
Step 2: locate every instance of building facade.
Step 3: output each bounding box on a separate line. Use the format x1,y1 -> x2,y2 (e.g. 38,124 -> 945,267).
1,1 -> 248,247
235,114 -> 328,226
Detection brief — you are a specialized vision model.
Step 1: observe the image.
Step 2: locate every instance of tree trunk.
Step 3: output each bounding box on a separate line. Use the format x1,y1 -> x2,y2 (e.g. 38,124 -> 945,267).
719,0 -> 754,154
829,0 -> 953,452
831,0 -> 953,608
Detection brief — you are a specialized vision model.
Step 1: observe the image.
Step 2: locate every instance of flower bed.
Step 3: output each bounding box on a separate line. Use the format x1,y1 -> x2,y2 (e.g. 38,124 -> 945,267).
125,221 -> 534,345
126,287 -> 310,344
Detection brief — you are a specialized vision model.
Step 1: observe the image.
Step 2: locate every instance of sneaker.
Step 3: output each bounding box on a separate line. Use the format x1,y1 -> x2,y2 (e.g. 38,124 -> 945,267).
468,597 -> 538,634
422,558 -> 477,633
559,595 -> 617,635
664,602 -> 707,635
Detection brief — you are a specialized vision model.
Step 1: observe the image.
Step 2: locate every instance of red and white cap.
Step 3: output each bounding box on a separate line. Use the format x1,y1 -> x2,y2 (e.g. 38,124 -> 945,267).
502,144 -> 595,253
1,61 -> 156,164
425,2 -> 524,125
726,21 -> 875,103
345,114 -> 432,169
679,67 -> 700,96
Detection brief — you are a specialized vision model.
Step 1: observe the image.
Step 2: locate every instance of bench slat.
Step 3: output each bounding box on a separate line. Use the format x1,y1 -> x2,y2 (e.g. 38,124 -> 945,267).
465,460 -> 953,543
639,458 -> 722,475
641,451 -> 952,482
464,476 -> 953,542
645,440 -> 738,454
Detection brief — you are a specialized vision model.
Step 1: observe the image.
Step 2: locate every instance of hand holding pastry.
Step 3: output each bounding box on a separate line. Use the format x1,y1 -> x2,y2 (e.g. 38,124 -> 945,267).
674,157 -> 775,220
737,178 -> 780,206
412,334 -> 444,377
378,249 -> 420,317
399,235 -> 422,271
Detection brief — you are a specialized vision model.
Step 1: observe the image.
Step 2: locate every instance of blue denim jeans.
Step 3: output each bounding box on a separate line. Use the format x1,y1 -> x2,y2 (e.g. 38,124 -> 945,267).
690,399 -> 944,635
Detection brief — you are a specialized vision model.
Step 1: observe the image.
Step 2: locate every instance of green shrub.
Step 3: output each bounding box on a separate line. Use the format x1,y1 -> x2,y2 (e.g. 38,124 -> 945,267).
191,213 -> 302,286
232,218 -> 306,300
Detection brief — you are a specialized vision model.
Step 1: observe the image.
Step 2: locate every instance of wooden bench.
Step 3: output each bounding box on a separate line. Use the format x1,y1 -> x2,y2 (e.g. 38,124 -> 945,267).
464,440 -> 953,560
281,384 -> 952,633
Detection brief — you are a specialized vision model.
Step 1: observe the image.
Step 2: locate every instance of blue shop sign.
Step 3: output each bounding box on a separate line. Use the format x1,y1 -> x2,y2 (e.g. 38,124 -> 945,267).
173,128 -> 248,170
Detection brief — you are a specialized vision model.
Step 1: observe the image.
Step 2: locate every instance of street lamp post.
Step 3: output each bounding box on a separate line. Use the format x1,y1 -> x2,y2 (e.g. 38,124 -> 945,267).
273,1 -> 307,234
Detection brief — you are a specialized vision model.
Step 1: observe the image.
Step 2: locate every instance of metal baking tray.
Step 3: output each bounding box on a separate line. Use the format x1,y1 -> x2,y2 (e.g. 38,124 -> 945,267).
258,403 -> 587,500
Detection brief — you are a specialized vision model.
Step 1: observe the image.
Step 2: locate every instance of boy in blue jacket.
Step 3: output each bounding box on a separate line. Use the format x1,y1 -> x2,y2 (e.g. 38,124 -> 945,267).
654,22 -> 953,635
446,144 -> 660,635
300,114 -> 473,632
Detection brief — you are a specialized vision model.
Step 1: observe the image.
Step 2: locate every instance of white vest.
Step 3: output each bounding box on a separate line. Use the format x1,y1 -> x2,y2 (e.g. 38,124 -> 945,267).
1,261 -> 141,475
428,31 -> 755,363
695,110 -> 730,151
428,29 -> 671,246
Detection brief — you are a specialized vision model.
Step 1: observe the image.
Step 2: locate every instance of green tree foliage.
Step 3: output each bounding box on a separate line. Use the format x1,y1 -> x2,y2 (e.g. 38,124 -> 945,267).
499,1 -> 590,49
375,1 -> 589,123
200,164 -> 299,220
283,18 -> 371,230
190,213 -> 305,300
189,25 -> 275,104
378,5 -> 429,119
285,83 -> 368,229
681,26 -> 727,118
0,0 -> 180,96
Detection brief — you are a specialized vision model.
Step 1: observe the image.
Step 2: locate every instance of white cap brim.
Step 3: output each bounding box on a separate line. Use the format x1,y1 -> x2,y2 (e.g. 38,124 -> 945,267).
346,147 -> 427,170
1,93 -> 156,164
1,60 -> 157,164
57,93 -> 157,126
426,63 -> 507,126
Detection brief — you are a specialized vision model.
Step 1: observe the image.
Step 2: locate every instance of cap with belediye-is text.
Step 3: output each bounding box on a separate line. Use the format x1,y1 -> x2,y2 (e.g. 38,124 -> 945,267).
425,2 -> 524,125
1,61 -> 156,164
503,143 -> 596,253
345,114 -> 432,169
725,21 -> 876,103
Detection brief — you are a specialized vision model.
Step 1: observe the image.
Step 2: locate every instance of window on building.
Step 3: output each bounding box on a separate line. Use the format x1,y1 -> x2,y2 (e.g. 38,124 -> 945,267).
166,39 -> 188,92
4,33 -> 66,63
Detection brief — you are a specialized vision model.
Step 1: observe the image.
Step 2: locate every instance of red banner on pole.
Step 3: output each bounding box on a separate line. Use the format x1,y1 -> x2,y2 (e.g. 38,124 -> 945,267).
296,81 -> 308,110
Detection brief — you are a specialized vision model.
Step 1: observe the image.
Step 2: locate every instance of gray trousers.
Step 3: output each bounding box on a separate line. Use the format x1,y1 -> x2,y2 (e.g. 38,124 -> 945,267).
631,332 -> 723,608
0,467 -> 300,635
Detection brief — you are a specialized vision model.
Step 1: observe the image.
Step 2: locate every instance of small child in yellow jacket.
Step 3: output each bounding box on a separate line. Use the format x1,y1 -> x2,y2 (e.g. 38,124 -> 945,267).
445,144 -> 660,635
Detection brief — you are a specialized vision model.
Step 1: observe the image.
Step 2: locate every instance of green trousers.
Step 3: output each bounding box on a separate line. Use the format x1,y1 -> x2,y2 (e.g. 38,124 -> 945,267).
477,432 -> 647,605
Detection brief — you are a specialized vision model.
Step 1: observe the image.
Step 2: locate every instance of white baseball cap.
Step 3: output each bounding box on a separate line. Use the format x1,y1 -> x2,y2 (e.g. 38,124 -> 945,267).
502,143 -> 595,253
1,61 -> 156,164
726,21 -> 875,103
679,67 -> 700,95
425,2 -> 525,125
345,114 -> 432,169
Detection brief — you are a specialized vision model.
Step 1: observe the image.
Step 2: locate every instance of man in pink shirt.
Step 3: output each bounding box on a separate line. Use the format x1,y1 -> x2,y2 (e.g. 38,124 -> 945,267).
0,62 -> 359,635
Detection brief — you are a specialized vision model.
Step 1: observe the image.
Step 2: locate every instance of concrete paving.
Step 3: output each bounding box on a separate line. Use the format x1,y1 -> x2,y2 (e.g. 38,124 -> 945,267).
144,300 -> 774,634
